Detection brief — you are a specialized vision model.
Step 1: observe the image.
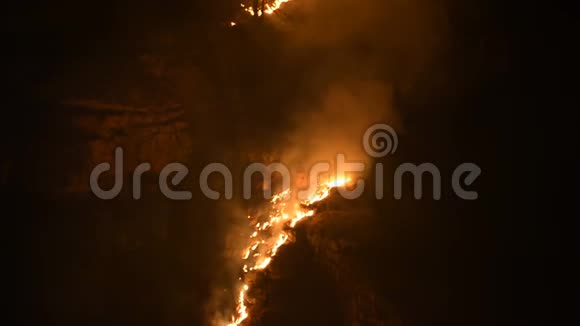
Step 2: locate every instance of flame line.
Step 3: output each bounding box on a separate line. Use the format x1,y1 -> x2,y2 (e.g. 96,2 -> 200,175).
241,0 -> 293,17
227,177 -> 351,325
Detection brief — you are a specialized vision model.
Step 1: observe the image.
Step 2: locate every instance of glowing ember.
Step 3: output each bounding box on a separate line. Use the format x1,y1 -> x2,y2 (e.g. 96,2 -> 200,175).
227,177 -> 352,325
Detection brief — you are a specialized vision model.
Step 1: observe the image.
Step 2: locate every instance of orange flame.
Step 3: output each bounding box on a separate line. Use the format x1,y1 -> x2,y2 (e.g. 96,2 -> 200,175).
241,0 -> 292,17
227,176 -> 352,325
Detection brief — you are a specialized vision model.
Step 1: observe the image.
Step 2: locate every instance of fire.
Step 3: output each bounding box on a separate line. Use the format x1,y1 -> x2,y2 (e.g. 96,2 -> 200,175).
230,285 -> 249,326
230,1 -> 293,28
240,0 -> 293,17
226,176 -> 352,325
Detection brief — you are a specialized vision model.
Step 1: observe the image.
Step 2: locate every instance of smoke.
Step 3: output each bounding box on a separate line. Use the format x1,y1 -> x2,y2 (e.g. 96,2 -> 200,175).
286,0 -> 449,96
281,79 -> 400,173
273,0 -> 450,176
208,0 -> 450,323
287,0 -> 448,50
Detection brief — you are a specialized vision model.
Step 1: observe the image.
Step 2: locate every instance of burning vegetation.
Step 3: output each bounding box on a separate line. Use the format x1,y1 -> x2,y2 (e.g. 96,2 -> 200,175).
228,177 -> 351,325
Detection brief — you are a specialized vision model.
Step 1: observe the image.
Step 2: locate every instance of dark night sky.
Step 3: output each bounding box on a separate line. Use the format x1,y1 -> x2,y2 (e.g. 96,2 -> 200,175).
3,1 -> 573,326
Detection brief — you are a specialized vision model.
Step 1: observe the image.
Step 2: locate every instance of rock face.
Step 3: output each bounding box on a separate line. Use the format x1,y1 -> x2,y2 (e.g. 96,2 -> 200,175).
34,89 -> 207,326
61,98 -> 192,193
